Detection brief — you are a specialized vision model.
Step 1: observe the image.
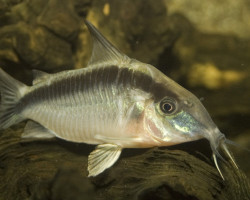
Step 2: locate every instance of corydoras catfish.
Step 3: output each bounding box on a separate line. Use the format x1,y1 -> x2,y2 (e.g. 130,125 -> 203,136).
0,20 -> 238,179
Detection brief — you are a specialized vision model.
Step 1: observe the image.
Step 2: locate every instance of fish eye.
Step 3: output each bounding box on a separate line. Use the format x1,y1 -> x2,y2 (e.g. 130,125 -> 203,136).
159,98 -> 177,115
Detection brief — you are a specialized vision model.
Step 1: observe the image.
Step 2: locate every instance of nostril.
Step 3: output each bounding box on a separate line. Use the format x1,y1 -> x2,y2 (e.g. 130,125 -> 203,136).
183,100 -> 193,107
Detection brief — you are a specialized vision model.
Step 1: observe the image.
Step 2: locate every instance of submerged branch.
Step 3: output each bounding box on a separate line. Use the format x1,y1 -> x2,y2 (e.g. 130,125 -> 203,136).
0,125 -> 249,200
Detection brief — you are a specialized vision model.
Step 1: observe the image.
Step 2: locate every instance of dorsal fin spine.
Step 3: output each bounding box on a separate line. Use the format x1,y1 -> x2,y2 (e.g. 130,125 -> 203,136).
84,20 -> 130,67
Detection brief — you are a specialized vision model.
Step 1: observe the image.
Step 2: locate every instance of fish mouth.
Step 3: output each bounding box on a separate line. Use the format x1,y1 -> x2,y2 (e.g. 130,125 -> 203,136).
215,133 -> 226,149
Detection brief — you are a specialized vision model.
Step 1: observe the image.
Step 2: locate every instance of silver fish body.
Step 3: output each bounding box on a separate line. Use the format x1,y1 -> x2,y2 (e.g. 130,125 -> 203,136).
19,65 -> 157,147
0,20 -> 238,178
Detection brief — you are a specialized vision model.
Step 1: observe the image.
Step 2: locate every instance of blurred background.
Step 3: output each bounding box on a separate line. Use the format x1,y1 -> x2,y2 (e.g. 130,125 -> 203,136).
0,0 -> 249,186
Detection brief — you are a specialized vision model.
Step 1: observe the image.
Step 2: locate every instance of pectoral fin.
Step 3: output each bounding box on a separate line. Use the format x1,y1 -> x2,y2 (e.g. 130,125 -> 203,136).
88,144 -> 122,177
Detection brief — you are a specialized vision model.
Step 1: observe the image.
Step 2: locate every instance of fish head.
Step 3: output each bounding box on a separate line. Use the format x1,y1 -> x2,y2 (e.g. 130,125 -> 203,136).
145,73 -> 222,147
144,70 -> 228,156
143,70 -> 237,179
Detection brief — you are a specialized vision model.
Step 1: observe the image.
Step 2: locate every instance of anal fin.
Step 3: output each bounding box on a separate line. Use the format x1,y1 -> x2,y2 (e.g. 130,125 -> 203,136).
88,144 -> 122,177
22,121 -> 55,139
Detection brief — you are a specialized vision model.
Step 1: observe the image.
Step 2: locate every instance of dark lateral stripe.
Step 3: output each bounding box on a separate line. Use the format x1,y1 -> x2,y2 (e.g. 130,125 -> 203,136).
18,65 -> 177,110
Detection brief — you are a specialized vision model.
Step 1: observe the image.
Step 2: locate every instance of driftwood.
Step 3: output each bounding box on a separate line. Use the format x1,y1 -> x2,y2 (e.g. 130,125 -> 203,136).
0,124 -> 249,200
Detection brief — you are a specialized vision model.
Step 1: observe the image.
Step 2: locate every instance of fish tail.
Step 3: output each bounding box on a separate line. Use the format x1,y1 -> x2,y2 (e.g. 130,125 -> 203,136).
0,68 -> 28,129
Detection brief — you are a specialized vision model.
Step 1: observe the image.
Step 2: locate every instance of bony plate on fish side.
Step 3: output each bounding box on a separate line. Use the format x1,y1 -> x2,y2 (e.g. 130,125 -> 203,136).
0,19 -> 249,193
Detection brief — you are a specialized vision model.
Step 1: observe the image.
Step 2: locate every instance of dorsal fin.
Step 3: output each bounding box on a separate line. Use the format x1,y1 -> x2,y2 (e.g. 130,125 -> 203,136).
84,20 -> 129,67
32,69 -> 51,85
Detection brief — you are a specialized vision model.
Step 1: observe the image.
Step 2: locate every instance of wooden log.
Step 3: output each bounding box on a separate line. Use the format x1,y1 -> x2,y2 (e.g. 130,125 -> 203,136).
0,124 -> 249,200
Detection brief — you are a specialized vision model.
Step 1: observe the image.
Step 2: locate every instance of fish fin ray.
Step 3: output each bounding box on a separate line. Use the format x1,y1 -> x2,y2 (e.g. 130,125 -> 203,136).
0,68 -> 28,129
22,121 -> 55,139
88,143 -> 122,177
32,70 -> 51,85
84,20 -> 129,67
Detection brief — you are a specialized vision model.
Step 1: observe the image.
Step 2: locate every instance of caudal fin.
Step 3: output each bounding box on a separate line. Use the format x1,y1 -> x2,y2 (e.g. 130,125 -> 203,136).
0,68 -> 28,129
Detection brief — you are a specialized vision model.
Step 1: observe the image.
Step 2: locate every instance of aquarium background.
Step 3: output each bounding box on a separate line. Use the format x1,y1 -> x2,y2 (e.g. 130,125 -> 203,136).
0,0 -> 249,199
